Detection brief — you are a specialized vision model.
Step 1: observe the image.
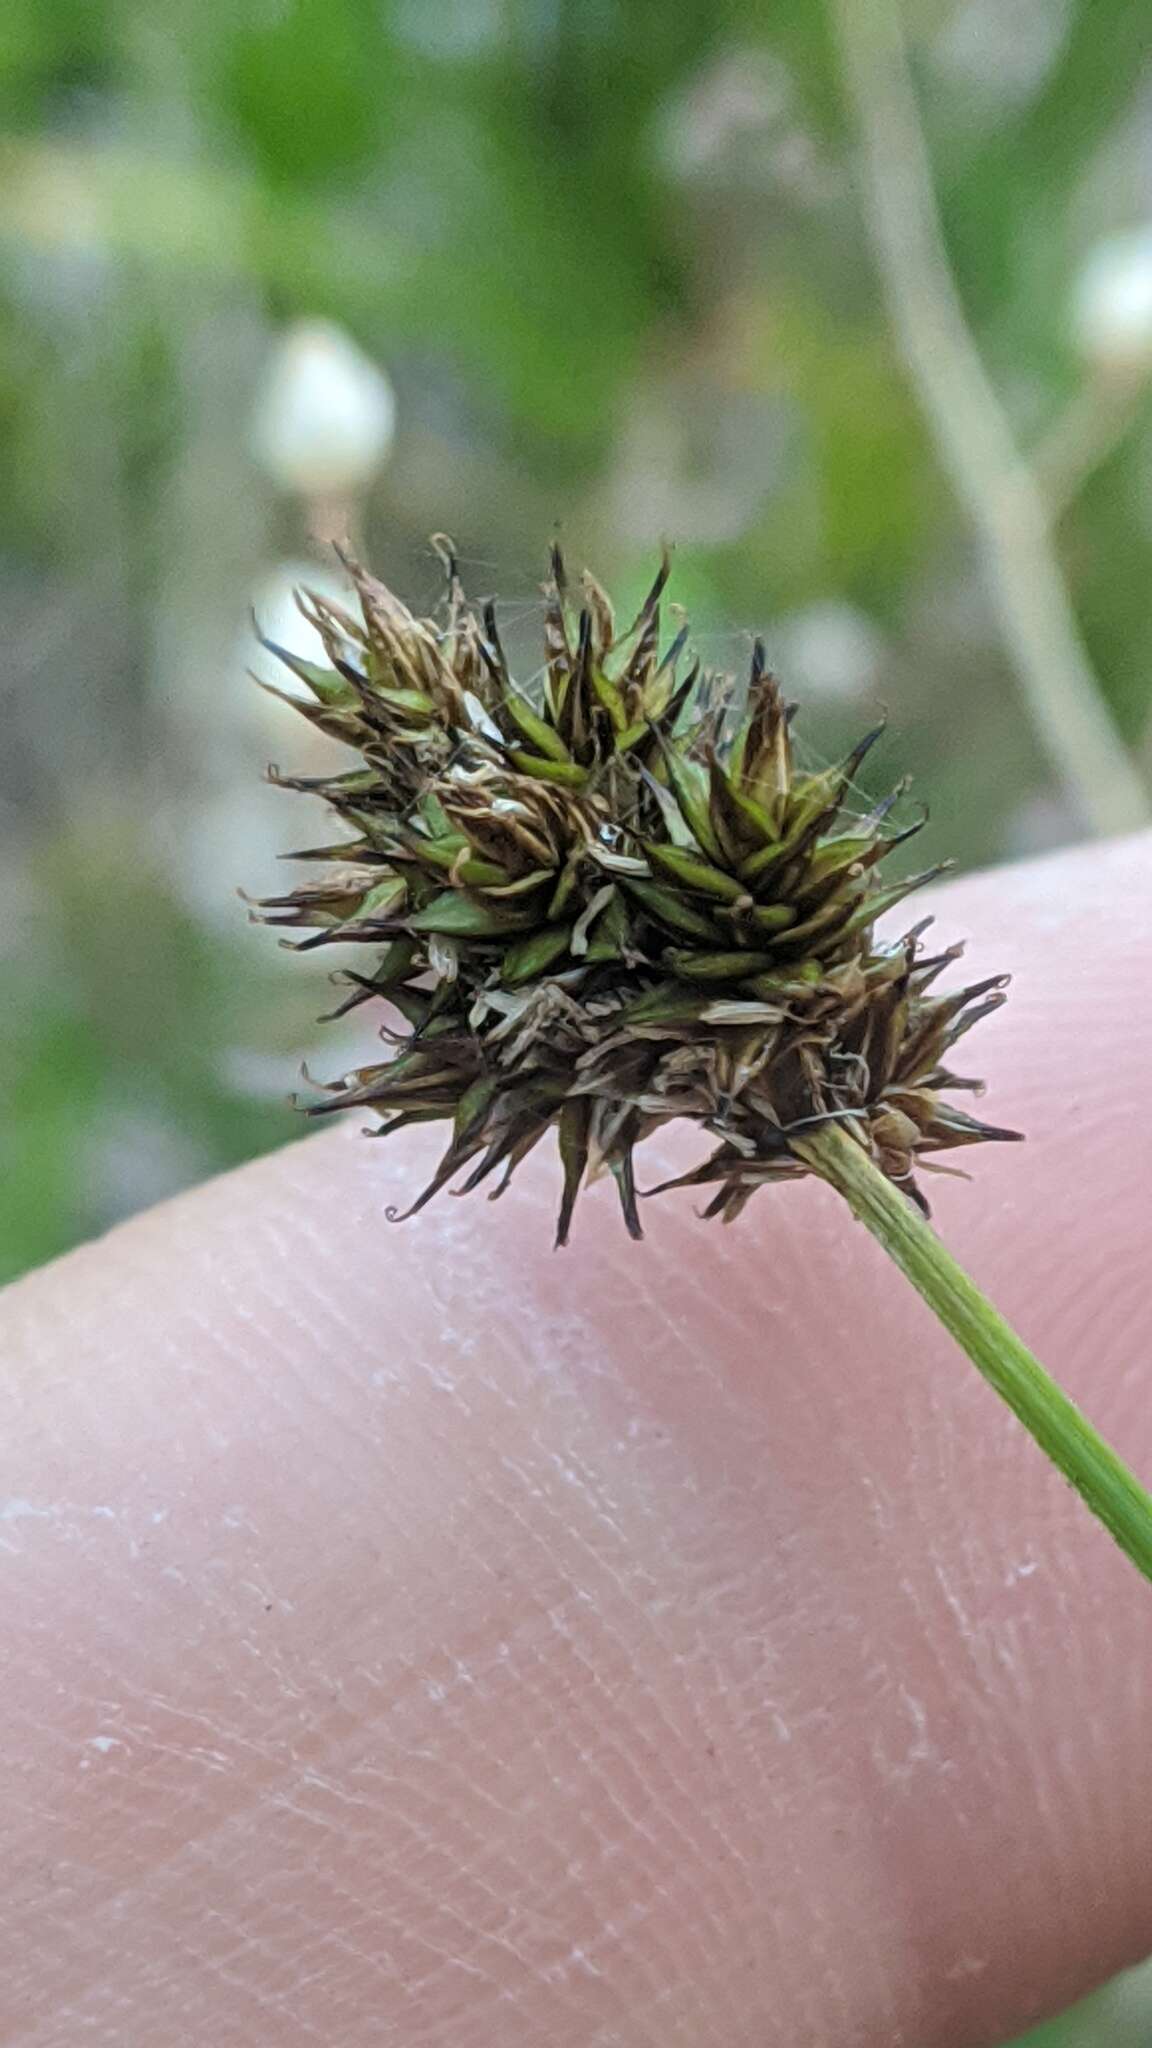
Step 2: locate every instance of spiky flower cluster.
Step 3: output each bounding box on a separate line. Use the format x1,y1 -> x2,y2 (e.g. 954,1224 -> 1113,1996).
254,545 -> 1019,1242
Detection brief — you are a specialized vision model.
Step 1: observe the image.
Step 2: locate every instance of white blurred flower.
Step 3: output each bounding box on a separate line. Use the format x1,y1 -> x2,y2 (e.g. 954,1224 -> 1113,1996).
1072,228 -> 1152,378
160,559 -> 359,932
1004,790 -> 1077,859
0,833 -> 46,962
931,0 -> 1071,118
658,48 -> 834,204
665,49 -> 791,177
394,0 -> 504,58
248,557 -> 356,693
249,320 -> 396,498
772,602 -> 886,705
81,1104 -> 214,1227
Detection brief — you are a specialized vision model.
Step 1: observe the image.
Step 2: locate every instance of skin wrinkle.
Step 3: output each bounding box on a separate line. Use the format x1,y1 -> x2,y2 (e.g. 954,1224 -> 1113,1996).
475,1286 -> 897,2023
490,1445 -> 765,1871
4,1196 -> 889,2039
375,1695 -> 651,2015
0,1376 -> 1057,2048
394,1701 -> 664,1954
467,1212 -> 844,2015
159,1441 -> 688,2031
2,836 -> 1152,2043
474,1621 -> 720,2019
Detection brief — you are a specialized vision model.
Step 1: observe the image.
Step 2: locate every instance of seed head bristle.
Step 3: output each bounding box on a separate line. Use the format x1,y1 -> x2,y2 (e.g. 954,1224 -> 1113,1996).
252,547 -> 1020,1241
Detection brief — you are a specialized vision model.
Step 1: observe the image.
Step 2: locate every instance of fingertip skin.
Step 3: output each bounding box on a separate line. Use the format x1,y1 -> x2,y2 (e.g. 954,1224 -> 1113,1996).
1,832 -> 1151,2046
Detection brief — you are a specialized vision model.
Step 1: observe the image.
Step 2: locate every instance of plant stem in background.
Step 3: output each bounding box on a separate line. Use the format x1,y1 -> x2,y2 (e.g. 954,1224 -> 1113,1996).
832,0 -> 1151,839
795,1119 -> 1152,1585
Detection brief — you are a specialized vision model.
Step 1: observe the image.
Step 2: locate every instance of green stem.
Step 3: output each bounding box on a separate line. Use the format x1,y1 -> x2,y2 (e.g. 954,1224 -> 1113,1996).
794,1119 -> 1152,1586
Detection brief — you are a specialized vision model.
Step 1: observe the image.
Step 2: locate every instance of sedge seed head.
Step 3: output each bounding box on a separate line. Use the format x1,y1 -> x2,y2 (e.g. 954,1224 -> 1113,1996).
251,543 -> 1021,1243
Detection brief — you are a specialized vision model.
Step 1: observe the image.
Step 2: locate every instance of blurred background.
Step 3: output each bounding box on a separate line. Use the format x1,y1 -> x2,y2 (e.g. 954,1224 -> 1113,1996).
2,3 -> 1151,2036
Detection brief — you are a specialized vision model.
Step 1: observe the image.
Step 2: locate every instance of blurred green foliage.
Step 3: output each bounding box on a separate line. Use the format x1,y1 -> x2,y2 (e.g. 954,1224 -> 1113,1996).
2,7 -> 1152,2031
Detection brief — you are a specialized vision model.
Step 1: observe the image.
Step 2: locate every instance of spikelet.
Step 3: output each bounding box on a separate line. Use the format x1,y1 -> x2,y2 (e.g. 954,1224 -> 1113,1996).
252,544 -> 1020,1242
